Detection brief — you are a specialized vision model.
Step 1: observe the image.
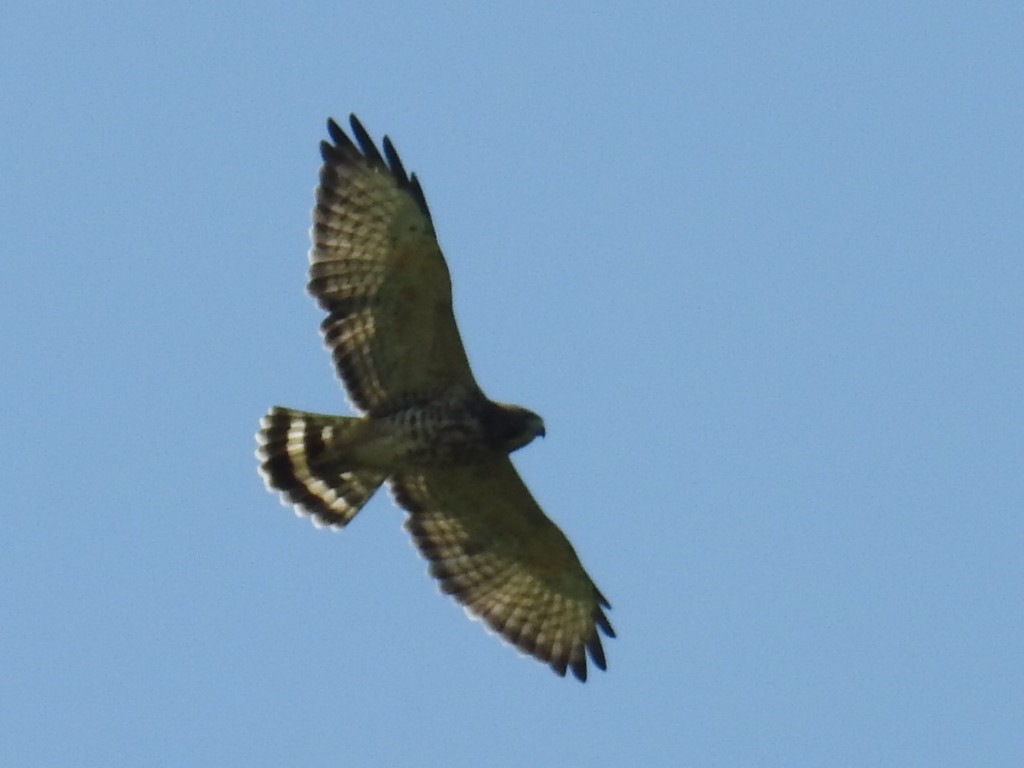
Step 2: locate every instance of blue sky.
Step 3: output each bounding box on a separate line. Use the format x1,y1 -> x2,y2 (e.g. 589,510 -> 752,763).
3,2 -> 1022,765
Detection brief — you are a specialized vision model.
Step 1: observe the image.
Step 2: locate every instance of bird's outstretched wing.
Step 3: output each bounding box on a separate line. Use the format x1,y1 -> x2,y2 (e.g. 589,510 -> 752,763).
309,115 -> 479,413
391,461 -> 615,681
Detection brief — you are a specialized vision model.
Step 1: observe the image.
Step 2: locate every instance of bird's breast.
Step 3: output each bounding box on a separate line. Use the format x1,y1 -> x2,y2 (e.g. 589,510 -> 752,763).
362,401 -> 493,468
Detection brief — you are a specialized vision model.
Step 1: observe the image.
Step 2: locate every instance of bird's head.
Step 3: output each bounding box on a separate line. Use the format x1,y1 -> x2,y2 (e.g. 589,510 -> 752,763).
483,402 -> 546,454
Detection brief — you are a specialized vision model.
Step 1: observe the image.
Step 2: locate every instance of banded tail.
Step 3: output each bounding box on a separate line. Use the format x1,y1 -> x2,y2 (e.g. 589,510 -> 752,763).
256,407 -> 387,528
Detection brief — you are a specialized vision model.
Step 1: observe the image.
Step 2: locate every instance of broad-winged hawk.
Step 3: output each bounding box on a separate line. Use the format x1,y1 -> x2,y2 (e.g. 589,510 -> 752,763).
256,116 -> 614,681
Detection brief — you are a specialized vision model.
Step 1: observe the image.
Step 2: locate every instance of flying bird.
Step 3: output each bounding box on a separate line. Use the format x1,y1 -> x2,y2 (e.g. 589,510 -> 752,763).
256,115 -> 614,681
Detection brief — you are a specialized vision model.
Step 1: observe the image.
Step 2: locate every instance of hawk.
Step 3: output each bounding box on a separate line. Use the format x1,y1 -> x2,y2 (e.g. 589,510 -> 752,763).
256,115 -> 614,681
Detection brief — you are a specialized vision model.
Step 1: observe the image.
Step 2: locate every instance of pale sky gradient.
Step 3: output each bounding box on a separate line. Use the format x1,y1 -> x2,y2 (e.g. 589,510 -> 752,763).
3,3 -> 1022,766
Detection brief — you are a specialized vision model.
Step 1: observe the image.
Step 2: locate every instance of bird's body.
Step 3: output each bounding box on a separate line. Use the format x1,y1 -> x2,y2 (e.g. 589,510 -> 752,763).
264,396 -> 541,473
256,115 -> 613,681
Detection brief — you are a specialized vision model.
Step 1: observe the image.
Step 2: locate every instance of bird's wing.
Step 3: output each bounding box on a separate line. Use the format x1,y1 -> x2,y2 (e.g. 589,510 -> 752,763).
391,460 -> 614,681
309,115 -> 479,413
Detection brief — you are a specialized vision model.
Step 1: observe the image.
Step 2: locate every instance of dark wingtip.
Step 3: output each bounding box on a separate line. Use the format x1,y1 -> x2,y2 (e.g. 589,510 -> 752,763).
382,135 -> 409,184
327,117 -> 344,143
317,114 -> 432,223
319,139 -> 338,164
551,656 -> 569,678
570,657 -> 588,682
347,114 -> 385,167
324,118 -> 357,156
595,606 -> 615,639
408,173 -> 432,221
587,632 -> 608,672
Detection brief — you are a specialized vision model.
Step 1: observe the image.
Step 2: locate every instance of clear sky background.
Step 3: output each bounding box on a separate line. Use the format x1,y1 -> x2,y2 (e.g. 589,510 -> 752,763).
3,2 -> 1022,766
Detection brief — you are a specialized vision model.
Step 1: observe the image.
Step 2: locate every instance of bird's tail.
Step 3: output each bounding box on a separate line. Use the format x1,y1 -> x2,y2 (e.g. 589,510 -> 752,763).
256,406 -> 387,528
